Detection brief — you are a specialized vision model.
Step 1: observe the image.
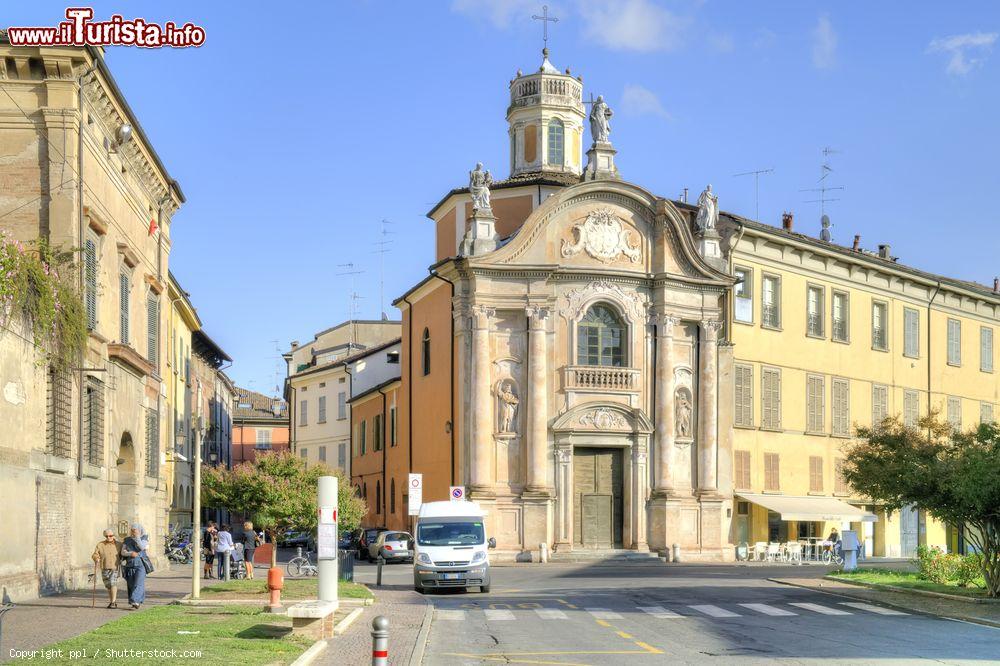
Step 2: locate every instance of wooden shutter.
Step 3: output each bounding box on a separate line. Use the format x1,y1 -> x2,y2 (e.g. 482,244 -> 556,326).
809,456 -> 823,492
833,378 -> 849,436
734,450 -> 750,489
735,364 -> 753,427
146,294 -> 158,365
948,319 -> 961,365
904,390 -> 919,427
904,309 -> 919,357
146,408 -> 159,477
981,402 -> 995,425
807,375 -> 825,433
981,327 -> 994,372
119,271 -> 129,344
762,368 -> 781,430
85,237 -> 98,330
872,384 -> 888,424
948,397 -> 962,430
764,453 -> 779,491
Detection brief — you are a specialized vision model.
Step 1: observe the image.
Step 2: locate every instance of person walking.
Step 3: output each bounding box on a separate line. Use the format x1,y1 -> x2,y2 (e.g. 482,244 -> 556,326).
91,529 -> 122,609
238,521 -> 260,580
121,524 -> 149,610
202,521 -> 218,579
216,524 -> 234,579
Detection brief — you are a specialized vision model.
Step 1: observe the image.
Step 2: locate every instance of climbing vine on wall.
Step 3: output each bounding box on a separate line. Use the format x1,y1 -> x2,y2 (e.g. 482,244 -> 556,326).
0,231 -> 87,371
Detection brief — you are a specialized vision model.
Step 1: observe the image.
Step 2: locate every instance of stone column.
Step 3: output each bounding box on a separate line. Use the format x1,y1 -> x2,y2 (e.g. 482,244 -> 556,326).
697,320 -> 722,494
525,307 -> 550,494
652,315 -> 678,495
632,442 -> 649,551
470,306 -> 495,495
554,446 -> 573,550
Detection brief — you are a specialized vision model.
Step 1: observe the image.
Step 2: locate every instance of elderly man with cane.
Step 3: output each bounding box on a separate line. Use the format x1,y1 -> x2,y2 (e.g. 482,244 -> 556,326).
91,529 -> 123,609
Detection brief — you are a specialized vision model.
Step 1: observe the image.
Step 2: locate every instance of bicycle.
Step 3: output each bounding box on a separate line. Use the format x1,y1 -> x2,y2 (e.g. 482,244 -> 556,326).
286,549 -> 318,577
821,543 -> 844,566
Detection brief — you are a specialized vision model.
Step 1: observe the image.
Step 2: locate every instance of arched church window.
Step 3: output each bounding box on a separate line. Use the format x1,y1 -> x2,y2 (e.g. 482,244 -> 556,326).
547,119 -> 564,166
422,328 -> 431,376
577,304 -> 626,367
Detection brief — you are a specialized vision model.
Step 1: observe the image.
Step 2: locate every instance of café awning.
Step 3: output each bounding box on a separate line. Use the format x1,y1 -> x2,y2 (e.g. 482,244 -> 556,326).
737,494 -> 878,523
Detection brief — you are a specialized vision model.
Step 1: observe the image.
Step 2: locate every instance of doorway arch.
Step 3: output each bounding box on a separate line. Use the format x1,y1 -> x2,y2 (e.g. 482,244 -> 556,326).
117,433 -> 137,533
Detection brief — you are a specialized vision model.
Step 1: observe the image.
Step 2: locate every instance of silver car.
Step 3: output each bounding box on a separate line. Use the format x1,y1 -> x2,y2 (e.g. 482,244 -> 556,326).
368,531 -> 414,563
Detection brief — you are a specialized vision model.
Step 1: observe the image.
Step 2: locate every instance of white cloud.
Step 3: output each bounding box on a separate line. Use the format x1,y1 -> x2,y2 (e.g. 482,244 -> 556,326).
709,32 -> 735,54
928,32 -> 998,76
450,0 -> 541,28
620,84 -> 671,120
578,0 -> 688,52
812,14 -> 837,69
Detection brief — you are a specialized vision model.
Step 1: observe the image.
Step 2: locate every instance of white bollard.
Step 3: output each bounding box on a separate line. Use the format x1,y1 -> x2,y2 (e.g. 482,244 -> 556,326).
672,543 -> 681,563
539,542 -> 548,564
371,615 -> 389,666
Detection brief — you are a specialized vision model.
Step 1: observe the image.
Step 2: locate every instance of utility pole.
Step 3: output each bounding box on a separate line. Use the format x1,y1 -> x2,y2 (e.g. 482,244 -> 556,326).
191,424 -> 202,599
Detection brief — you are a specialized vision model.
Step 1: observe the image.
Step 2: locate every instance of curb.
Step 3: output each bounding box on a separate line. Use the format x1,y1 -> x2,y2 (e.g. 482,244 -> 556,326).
823,576 -> 1000,604
768,578 -> 1000,630
289,639 -> 328,666
176,596 -> 373,607
334,607 -> 364,635
408,595 -> 434,666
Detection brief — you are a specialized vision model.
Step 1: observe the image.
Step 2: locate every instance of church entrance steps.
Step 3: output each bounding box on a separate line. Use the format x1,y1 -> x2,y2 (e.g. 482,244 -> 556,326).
549,549 -> 665,564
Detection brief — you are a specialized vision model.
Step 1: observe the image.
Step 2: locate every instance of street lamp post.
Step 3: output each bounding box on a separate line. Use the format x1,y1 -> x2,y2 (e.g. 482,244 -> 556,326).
192,425 -> 202,599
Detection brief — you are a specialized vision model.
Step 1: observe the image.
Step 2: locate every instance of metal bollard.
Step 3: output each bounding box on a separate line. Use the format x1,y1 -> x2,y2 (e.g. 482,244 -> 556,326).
376,555 -> 384,587
539,542 -> 548,564
223,553 -> 231,581
371,615 -> 389,666
297,545 -> 303,559
671,543 -> 681,563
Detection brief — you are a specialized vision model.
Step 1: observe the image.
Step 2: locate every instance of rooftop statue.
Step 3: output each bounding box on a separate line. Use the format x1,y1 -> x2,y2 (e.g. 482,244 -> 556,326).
469,162 -> 493,212
589,95 -> 613,144
695,184 -> 719,233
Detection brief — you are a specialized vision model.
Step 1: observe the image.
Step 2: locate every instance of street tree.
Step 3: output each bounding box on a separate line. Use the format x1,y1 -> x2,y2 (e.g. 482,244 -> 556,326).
201,451 -> 366,568
844,416 -> 1000,597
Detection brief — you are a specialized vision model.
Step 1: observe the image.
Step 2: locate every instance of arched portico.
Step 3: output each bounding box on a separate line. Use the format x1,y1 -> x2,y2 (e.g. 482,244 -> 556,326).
116,433 -> 137,534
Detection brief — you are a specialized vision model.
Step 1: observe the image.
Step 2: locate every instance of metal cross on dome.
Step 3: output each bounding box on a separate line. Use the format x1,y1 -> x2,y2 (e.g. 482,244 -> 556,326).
532,5 -> 558,48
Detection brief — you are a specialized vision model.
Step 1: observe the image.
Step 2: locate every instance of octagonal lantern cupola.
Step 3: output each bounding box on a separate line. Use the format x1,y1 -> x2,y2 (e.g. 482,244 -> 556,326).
507,48 -> 585,179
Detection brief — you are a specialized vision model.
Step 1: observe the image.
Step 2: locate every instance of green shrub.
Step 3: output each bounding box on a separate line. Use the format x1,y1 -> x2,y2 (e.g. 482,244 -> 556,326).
914,546 -> 960,584
956,553 -> 984,588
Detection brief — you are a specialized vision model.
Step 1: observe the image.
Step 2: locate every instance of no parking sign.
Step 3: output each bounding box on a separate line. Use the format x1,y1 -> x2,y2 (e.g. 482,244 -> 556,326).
449,486 -> 465,502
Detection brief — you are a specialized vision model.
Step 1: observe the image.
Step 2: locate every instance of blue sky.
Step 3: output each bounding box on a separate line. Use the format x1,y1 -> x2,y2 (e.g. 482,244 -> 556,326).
10,1 -> 1000,395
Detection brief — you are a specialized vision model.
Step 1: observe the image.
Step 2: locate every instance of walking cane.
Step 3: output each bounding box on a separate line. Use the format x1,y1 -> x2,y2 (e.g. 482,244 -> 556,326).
91,560 -> 98,608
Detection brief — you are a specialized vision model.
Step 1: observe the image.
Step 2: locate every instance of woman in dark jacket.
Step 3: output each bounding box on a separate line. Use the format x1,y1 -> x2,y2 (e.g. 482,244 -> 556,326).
121,523 -> 149,609
239,521 -> 260,579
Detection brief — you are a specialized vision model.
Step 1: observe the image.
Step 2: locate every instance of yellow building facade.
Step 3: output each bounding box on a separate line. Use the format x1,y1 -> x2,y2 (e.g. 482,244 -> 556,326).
165,272 -> 200,530
728,218 -> 999,556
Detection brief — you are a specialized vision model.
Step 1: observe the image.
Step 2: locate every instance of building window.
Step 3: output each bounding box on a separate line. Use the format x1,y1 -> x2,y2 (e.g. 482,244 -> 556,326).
764,453 -> 780,491
981,402 -> 995,425
84,233 -> 98,330
119,270 -> 130,344
84,376 -> 105,466
734,364 -> 753,427
360,419 -> 367,455
834,458 -> 849,494
318,446 -> 326,463
947,318 -> 961,366
904,308 -> 919,358
146,408 -> 159,477
299,400 -> 308,426
871,300 -> 888,351
809,456 -> 823,493
872,384 -> 888,425
832,291 -> 849,342
338,392 -> 347,420
761,275 -> 781,329
376,480 -> 382,514
255,429 -> 272,450
374,413 -> 383,451
338,443 -> 346,469
146,293 -> 159,367
390,478 -> 396,514
981,326 -> 994,372
390,406 -> 397,446
761,367 -> 781,430
300,448 -> 307,459
422,328 -> 431,376
806,374 -> 825,434
734,267 -> 753,323
734,450 -> 751,490
832,378 -> 850,437
547,118 -> 564,165
577,304 -> 625,367
46,366 -> 73,458
903,389 -> 919,427
947,396 -> 962,431
806,285 -> 824,337
318,396 -> 327,423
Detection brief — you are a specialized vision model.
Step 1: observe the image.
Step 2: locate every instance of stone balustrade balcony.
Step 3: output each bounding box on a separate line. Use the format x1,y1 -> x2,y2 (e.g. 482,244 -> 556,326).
562,365 -> 641,393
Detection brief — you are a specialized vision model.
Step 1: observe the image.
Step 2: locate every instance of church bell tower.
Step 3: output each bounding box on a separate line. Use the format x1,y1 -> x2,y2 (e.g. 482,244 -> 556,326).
507,48 -> 586,179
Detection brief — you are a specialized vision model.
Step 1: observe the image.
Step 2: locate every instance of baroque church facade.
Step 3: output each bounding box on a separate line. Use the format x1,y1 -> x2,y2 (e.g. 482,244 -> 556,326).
396,49 -> 741,558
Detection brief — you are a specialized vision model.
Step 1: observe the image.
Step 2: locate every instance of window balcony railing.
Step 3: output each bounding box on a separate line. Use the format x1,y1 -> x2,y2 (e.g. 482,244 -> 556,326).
762,304 -> 779,328
563,365 -> 640,392
807,312 -> 823,336
833,318 -> 848,341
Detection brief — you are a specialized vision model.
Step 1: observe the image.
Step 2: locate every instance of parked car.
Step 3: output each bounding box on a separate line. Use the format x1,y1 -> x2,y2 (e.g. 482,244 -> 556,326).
357,527 -> 388,561
339,531 -> 354,550
281,531 -> 311,547
368,531 -> 414,563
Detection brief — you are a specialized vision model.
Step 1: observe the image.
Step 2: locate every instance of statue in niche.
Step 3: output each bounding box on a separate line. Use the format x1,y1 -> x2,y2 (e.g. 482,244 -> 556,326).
676,390 -> 692,438
497,380 -> 519,434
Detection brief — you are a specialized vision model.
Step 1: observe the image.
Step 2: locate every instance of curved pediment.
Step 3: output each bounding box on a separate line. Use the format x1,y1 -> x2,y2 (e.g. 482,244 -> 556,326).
552,400 -> 653,435
473,179 -> 733,285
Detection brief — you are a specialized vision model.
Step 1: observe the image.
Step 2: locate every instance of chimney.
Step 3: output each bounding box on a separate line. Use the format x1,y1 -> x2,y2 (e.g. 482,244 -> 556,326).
781,212 -> 794,231
878,244 -> 891,260
852,235 -> 861,251
290,340 -> 299,350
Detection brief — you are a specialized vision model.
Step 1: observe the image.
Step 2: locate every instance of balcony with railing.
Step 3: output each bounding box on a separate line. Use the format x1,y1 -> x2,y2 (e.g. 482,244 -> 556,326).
762,304 -> 780,329
563,365 -> 640,393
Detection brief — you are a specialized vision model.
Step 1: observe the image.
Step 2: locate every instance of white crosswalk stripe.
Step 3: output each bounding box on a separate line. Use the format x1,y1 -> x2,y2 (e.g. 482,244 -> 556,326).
739,603 -> 798,616
436,610 -> 466,621
638,605 -> 682,619
790,602 -> 852,616
484,609 -> 516,621
534,609 -> 568,620
839,602 -> 908,615
586,608 -> 623,620
689,604 -> 741,618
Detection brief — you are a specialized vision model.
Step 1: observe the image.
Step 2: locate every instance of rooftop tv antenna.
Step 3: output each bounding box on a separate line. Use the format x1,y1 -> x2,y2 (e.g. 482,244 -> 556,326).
371,219 -> 394,320
532,5 -> 559,50
336,263 -> 365,351
733,167 -> 774,221
800,146 -> 844,217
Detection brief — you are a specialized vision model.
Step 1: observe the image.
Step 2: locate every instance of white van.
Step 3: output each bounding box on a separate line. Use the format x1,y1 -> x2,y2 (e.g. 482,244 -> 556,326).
413,500 -> 496,594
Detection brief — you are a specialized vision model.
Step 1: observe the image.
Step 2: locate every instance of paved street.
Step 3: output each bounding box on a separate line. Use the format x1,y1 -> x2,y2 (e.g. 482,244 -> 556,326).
402,562 -> 1000,665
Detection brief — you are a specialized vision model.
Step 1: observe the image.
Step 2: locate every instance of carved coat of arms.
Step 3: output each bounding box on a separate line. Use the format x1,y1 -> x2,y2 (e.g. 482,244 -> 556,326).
577,408 -> 629,430
561,209 -> 641,264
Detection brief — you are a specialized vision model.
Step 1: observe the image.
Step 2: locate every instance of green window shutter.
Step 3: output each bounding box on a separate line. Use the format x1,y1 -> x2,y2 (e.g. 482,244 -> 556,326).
146,294 -> 158,366
85,237 -> 98,330
119,272 -> 130,344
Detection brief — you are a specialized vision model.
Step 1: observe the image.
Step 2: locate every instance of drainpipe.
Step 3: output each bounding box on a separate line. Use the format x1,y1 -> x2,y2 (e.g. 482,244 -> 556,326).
378,386 -> 388,526
76,68 -> 87,481
429,272 -> 457,486
400,293 -> 415,534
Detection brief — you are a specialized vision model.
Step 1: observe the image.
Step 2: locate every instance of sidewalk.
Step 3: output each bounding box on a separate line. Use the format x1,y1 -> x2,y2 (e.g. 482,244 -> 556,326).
1,564 -> 192,662
316,584 -> 429,666
772,576 -> 1000,629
